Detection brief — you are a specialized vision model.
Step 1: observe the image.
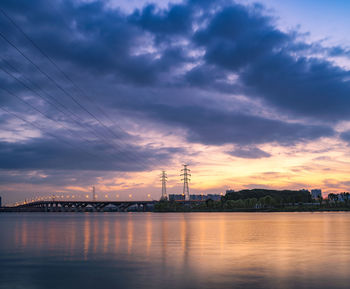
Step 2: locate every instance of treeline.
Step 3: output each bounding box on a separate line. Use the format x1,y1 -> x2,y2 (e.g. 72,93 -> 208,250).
223,189 -> 312,204
322,192 -> 350,207
156,189 -> 316,212
154,189 -> 350,212
223,195 -> 274,209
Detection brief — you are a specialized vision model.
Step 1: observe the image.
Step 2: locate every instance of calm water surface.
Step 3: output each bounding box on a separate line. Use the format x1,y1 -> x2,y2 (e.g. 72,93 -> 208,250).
1,212 -> 350,289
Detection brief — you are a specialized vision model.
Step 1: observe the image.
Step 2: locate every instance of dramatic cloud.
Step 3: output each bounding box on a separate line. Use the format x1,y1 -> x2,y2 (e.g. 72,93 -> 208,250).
127,103 -> 334,145
227,146 -> 271,159
190,2 -> 350,121
0,137 -> 177,171
1,0 -> 350,201
340,130 -> 350,144
129,3 -> 194,37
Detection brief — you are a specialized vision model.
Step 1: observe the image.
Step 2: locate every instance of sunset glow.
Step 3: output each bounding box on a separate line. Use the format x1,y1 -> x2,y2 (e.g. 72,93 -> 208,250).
1,0 -> 350,205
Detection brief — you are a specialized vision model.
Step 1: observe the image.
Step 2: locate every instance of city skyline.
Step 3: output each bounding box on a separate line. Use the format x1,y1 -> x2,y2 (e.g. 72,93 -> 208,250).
1,0 -> 350,204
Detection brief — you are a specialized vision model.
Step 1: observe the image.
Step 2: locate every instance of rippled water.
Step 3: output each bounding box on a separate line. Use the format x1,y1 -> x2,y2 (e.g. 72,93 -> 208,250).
1,212 -> 350,289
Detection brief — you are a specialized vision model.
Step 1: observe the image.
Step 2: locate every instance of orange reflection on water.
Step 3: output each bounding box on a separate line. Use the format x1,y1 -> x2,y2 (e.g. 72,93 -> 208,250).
127,214 -> 133,254
6,211 -> 350,286
83,216 -> 91,260
114,221 -> 121,253
146,213 -> 152,256
93,217 -> 99,254
21,221 -> 28,249
161,217 -> 168,264
180,214 -> 189,267
103,217 -> 109,254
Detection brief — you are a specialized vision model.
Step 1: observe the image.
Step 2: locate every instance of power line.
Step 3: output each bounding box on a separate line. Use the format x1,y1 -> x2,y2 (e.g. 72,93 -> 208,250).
0,37 -> 155,170
0,57 -> 90,126
0,64 -> 95,141
0,7 -> 121,130
0,58 -> 150,169
0,105 -> 97,159
0,8 -> 163,167
0,9 -> 161,169
0,60 -> 118,146
0,104 -> 145,169
0,29 -> 129,144
0,61 -> 112,146
0,85 -> 84,140
0,84 -> 122,165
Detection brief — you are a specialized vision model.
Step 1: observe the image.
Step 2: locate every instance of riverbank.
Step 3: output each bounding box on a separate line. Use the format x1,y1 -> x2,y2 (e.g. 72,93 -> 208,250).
154,207 -> 350,213
2,204 -> 350,213
154,200 -> 350,212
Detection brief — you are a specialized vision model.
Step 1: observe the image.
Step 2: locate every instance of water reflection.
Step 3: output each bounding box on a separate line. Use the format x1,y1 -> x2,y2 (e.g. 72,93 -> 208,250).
1,212 -> 350,289
146,214 -> 152,256
83,216 -> 90,259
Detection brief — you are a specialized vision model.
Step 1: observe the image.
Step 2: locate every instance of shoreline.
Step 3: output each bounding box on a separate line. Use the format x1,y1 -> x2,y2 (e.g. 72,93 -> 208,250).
2,208 -> 350,213
154,208 -> 350,213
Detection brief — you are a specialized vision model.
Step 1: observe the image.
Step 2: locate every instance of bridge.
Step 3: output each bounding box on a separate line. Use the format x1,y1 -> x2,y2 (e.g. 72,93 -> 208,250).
4,200 -> 158,212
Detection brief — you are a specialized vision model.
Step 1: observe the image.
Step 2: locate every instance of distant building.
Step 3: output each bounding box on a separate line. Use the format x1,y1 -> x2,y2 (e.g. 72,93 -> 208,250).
189,194 -> 204,201
311,189 -> 322,200
169,194 -> 222,201
190,194 -> 222,201
337,193 -> 350,202
205,194 -> 222,201
169,194 -> 185,201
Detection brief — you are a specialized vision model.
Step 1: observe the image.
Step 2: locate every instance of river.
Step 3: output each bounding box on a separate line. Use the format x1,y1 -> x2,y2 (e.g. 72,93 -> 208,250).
1,212 -> 350,289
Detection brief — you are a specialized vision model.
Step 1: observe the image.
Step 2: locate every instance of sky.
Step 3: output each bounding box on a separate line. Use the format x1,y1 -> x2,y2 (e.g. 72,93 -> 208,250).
1,0 -> 350,205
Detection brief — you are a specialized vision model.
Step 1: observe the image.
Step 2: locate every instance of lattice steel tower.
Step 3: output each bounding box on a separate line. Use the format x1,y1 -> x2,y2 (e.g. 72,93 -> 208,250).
160,170 -> 168,200
181,164 -> 191,201
92,186 -> 96,201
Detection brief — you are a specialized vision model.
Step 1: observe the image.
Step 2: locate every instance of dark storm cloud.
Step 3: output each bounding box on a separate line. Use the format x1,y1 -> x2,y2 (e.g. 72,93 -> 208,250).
340,131 -> 350,144
227,146 -> 271,159
191,2 -> 350,121
184,64 -> 231,89
0,136 -> 179,171
137,104 -> 334,145
0,0 -> 189,85
0,169 -> 107,187
328,46 -> 350,58
0,0 -> 349,176
193,4 -> 289,70
129,3 -> 193,37
241,54 -> 350,121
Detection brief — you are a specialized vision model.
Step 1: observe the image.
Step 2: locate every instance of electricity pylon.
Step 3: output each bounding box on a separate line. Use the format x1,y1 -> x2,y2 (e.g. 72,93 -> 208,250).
160,170 -> 168,200
92,186 -> 96,201
181,164 -> 191,201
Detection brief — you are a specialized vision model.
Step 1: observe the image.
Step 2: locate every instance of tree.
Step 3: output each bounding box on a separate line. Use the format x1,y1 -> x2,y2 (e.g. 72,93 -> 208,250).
263,195 -> 275,208
206,199 -> 214,209
224,200 -> 235,210
340,192 -> 350,206
328,193 -> 338,206
345,192 -> 350,206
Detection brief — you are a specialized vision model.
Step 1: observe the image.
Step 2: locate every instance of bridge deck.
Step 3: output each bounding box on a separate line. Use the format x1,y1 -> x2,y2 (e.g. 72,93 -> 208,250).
1,200 -> 206,212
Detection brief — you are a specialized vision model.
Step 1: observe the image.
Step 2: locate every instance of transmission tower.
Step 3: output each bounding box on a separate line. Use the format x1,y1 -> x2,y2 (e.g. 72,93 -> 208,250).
160,170 -> 168,200
92,186 -> 96,201
181,164 -> 191,201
